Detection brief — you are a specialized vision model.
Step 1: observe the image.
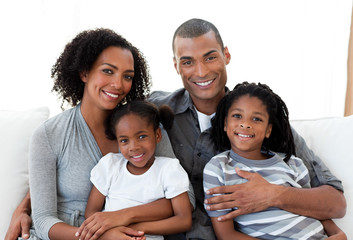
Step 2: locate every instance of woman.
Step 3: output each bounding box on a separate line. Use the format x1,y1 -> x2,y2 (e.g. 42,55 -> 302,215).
7,28 -> 176,240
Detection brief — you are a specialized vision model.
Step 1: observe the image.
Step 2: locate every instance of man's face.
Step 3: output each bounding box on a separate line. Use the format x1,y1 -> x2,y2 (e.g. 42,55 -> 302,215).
173,31 -> 231,107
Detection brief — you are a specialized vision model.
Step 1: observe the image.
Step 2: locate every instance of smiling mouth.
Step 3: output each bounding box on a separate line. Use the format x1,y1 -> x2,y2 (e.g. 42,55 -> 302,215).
236,133 -> 255,138
131,153 -> 144,159
195,79 -> 214,87
103,90 -> 119,99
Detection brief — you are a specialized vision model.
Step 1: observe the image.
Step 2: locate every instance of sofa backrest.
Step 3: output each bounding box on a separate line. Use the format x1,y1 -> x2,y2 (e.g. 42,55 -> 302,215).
0,107 -> 50,239
291,115 -> 353,239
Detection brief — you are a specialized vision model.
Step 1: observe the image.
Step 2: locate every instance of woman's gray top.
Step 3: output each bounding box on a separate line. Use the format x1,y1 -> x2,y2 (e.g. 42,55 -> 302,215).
28,104 -> 176,239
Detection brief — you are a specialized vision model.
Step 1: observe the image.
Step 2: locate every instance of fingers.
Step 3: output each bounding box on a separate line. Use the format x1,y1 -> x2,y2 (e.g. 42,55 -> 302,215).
235,168 -> 255,180
215,209 -> 243,222
78,221 -> 102,240
120,226 -> 144,237
21,216 -> 31,239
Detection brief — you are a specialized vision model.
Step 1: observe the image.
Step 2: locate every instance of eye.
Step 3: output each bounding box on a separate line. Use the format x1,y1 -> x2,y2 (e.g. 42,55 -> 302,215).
124,74 -> 134,81
253,117 -> 263,122
139,135 -> 147,139
119,138 -> 128,143
102,69 -> 113,74
206,56 -> 216,61
232,114 -> 241,119
182,60 -> 192,65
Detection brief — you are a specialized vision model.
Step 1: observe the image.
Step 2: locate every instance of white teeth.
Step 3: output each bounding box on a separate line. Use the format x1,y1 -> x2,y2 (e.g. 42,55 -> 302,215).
237,133 -> 253,138
132,154 -> 143,159
195,79 -> 213,86
104,91 -> 119,98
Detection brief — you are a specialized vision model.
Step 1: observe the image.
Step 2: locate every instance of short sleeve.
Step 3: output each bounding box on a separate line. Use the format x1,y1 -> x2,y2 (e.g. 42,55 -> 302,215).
203,157 -> 231,218
287,156 -> 312,188
90,153 -> 115,196
161,158 -> 190,199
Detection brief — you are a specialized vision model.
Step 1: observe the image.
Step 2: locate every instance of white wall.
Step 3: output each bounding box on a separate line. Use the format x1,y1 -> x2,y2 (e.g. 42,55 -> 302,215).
0,0 -> 351,119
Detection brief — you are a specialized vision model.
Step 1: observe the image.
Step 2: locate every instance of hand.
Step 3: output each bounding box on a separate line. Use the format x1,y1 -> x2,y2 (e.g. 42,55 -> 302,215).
204,168 -> 277,221
97,226 -> 146,240
76,211 -> 130,240
326,232 -> 347,240
5,209 -> 32,240
322,219 -> 347,240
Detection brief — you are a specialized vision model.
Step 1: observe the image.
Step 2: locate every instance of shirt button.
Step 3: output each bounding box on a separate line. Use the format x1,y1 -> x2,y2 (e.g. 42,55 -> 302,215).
197,153 -> 201,157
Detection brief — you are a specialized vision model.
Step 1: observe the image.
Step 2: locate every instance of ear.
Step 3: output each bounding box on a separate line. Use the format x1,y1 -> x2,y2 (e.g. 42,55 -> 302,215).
155,127 -> 162,143
223,46 -> 231,65
80,71 -> 88,83
173,57 -> 180,74
265,123 -> 272,138
224,118 -> 228,132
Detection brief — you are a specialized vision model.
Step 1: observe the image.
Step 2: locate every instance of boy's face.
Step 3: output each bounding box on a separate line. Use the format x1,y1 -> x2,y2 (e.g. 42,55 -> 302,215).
116,113 -> 161,175
224,95 -> 272,160
173,31 -> 231,108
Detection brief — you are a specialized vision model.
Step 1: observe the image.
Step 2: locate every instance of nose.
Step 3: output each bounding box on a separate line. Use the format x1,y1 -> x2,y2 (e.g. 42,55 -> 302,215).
129,139 -> 140,151
195,61 -> 208,78
240,123 -> 251,129
111,75 -> 123,90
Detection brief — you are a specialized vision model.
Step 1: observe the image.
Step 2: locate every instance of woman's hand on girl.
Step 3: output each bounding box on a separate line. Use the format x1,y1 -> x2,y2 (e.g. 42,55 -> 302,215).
76,211 -> 132,240
76,224 -> 145,240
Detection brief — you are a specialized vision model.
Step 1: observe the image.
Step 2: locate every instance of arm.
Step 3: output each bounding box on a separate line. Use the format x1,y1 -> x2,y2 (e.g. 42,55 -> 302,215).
322,219 -> 347,240
129,192 -> 192,235
85,186 -> 105,218
205,168 -> 346,221
210,217 -> 257,240
29,125 -> 83,240
5,192 -> 32,240
77,198 -> 173,240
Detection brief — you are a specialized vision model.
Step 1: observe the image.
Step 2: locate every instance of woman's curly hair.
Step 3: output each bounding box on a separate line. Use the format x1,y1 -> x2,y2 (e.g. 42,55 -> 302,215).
51,28 -> 151,109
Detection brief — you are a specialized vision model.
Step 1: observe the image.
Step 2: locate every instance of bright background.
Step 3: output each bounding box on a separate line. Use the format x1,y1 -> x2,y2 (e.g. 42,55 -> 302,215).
0,0 -> 352,119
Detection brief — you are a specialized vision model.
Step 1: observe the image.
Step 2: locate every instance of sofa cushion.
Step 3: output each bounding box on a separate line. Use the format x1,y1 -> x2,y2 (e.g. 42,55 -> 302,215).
0,107 -> 49,239
291,115 -> 353,239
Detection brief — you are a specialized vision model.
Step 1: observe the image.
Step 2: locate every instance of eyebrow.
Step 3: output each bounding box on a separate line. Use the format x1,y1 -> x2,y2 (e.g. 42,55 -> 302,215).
103,63 -> 118,69
103,63 -> 134,73
203,50 -> 217,57
179,50 -> 218,61
232,108 -> 267,117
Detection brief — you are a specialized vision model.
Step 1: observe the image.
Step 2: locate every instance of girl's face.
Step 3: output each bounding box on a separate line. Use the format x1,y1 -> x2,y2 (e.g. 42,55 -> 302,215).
115,113 -> 161,175
224,95 -> 272,160
81,46 -> 134,111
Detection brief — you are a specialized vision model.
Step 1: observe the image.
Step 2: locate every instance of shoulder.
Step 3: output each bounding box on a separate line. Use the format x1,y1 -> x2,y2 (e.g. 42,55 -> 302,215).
154,156 -> 182,168
149,88 -> 189,109
205,151 -> 230,171
31,107 -> 76,140
286,154 -> 305,167
98,152 -> 125,166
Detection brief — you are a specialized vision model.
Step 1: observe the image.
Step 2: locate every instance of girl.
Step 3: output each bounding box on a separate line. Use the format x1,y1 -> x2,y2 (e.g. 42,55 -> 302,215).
22,28 -> 177,240
203,82 -> 346,239
78,101 -> 192,240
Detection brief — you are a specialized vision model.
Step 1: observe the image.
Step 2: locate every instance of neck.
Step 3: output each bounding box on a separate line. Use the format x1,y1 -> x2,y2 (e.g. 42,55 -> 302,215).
191,93 -> 225,115
80,101 -> 111,133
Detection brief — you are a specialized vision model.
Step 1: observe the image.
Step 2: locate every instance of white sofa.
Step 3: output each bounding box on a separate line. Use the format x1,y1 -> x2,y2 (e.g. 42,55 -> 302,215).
0,107 -> 352,239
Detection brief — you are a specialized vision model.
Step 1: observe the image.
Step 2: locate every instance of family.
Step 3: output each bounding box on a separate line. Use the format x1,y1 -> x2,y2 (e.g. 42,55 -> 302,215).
5,18 -> 347,240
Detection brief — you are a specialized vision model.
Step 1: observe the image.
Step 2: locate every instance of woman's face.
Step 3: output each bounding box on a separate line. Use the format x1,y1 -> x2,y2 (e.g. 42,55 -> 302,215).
81,46 -> 134,111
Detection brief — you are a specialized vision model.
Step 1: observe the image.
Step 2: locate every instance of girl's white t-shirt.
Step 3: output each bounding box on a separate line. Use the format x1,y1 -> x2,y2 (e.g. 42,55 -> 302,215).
90,153 -> 190,211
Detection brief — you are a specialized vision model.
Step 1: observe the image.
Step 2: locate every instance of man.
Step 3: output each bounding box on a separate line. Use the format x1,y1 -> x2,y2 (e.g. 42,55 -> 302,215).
149,18 -> 346,239
6,18 -> 346,240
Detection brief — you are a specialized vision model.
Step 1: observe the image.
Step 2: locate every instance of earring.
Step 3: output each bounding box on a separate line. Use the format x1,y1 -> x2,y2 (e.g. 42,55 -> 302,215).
121,97 -> 128,105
